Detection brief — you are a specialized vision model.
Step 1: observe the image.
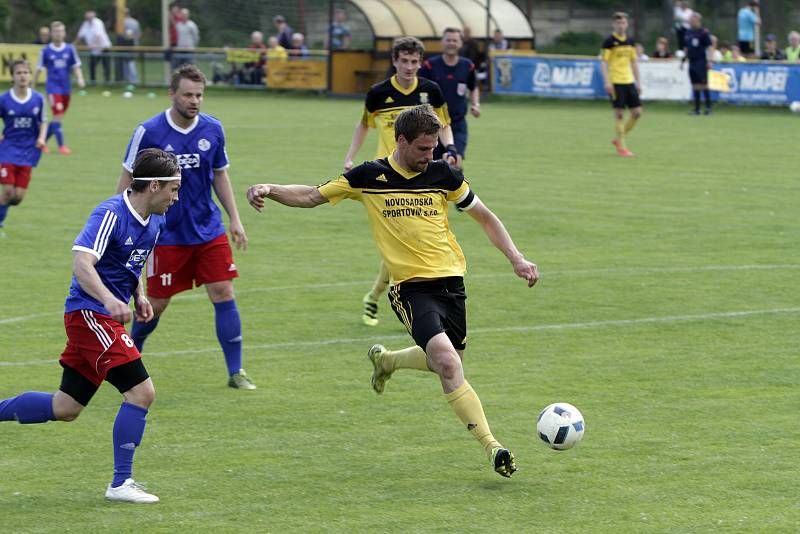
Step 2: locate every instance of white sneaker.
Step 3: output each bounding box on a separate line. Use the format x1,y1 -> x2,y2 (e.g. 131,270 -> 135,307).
105,478 -> 159,503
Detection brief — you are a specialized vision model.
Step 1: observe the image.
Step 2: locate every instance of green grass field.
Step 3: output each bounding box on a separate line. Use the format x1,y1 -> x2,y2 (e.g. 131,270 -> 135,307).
1,88 -> 798,533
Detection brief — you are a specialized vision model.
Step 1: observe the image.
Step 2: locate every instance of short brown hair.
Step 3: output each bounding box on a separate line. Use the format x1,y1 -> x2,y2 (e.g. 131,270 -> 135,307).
130,148 -> 181,192
394,104 -> 441,142
170,64 -> 206,92
11,59 -> 30,74
392,36 -> 425,61
443,27 -> 462,37
51,21 -> 65,30
613,12 -> 628,20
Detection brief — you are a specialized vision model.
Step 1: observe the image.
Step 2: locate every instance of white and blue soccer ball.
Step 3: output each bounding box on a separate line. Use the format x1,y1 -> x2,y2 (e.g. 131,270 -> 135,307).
789,101 -> 800,113
536,402 -> 585,450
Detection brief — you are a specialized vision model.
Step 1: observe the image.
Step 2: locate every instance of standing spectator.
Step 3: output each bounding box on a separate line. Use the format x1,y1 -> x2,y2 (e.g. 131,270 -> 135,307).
720,41 -> 733,62
760,34 -> 786,60
116,29 -> 137,83
174,8 -> 200,67
34,26 -> 50,45
76,10 -> 112,84
737,1 -> 761,58
267,36 -> 288,60
460,26 -> 486,82
681,12 -> 712,115
652,36 -> 673,58
124,8 -> 142,45
785,31 -> 800,62
330,8 -> 351,50
273,15 -> 294,50
419,27 -> 481,170
600,12 -> 641,158
288,33 -> 309,57
488,29 -> 509,51
673,1 -> 693,49
245,31 -> 267,85
169,2 -> 181,47
34,20 -> 85,155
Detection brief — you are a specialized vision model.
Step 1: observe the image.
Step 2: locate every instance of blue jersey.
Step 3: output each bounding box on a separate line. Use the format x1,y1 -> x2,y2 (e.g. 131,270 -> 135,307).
122,111 -> 229,246
685,28 -> 712,62
419,55 -> 476,123
66,192 -> 165,316
37,43 -> 81,96
0,89 -> 47,167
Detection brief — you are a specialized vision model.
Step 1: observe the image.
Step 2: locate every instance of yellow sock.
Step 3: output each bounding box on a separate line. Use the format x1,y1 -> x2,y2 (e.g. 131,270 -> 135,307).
445,381 -> 501,456
384,345 -> 430,372
624,115 -> 639,133
615,119 -> 626,148
368,261 -> 390,301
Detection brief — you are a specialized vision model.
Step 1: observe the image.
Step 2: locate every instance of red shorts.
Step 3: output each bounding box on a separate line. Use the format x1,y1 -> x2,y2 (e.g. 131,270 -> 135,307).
0,163 -> 33,188
59,310 -> 142,387
48,93 -> 71,115
146,233 -> 238,298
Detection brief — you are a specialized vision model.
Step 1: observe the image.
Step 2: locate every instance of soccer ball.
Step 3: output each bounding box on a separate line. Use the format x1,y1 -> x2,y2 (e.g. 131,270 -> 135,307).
536,402 -> 585,450
122,91 -> 133,99
789,101 -> 800,113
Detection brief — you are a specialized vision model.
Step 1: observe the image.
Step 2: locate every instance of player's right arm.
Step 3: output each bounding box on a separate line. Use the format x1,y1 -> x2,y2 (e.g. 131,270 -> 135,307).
119,124 -> 144,192
117,168 -> 133,193
600,39 -> 614,95
72,64 -> 86,88
246,184 -> 328,210
72,251 -> 132,323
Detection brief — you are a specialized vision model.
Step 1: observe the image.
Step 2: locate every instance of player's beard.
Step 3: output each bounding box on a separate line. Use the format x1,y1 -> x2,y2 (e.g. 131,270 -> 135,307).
175,102 -> 198,121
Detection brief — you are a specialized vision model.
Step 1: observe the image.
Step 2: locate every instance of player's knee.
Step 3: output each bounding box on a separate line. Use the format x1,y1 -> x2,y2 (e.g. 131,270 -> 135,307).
207,284 -> 235,303
127,385 -> 155,409
9,195 -> 23,206
632,109 -> 642,119
52,400 -> 84,422
432,351 -> 462,379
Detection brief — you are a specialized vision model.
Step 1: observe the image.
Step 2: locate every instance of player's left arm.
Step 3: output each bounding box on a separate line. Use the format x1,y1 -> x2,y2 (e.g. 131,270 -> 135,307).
133,272 -> 153,323
631,55 -> 641,93
465,198 -> 539,287
72,64 -> 86,88
36,114 -> 47,150
213,168 -> 248,251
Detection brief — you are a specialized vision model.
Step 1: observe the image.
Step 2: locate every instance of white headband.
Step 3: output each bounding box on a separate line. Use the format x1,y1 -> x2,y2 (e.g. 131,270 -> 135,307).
131,176 -> 181,181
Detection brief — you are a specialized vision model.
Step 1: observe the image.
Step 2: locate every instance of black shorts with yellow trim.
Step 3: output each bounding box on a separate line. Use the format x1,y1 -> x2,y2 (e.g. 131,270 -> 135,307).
610,83 -> 641,109
389,276 -> 467,351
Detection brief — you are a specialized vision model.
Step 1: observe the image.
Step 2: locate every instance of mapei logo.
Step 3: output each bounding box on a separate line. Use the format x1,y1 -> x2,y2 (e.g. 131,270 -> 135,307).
176,153 -> 200,168
126,249 -> 150,269
534,63 -> 594,88
739,67 -> 788,92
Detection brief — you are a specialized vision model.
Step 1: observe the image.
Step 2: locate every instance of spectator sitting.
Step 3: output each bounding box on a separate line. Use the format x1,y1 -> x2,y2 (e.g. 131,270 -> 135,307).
720,41 -> 733,62
730,44 -> 747,62
34,25 -> 50,44
488,29 -> 509,51
635,43 -> 649,61
244,31 -> 268,84
330,8 -> 351,50
288,32 -> 309,57
267,36 -> 288,59
786,31 -> 800,62
273,15 -> 294,50
652,36 -> 672,58
709,35 -> 723,63
760,34 -> 786,60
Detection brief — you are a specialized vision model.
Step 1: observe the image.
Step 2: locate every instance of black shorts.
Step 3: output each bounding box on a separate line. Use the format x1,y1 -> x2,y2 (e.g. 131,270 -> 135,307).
689,60 -> 708,85
389,277 -> 467,351
59,358 -> 150,406
610,83 -> 641,109
738,40 -> 754,55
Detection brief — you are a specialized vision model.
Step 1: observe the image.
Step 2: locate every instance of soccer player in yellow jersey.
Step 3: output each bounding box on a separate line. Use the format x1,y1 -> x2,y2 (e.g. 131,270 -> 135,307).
247,105 -> 538,477
600,12 -> 642,157
343,36 -> 457,327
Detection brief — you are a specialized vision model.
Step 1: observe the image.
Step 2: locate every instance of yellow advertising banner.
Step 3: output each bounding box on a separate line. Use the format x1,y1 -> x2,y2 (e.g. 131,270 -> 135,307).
267,58 -> 327,90
708,69 -> 730,93
226,49 -> 262,64
0,44 -> 46,81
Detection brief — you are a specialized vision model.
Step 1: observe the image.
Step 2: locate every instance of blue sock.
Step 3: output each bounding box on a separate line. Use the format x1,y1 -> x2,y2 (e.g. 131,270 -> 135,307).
112,402 -> 148,487
45,122 -> 55,141
53,122 -> 64,147
0,392 -> 55,423
214,300 -> 242,375
0,204 -> 8,226
131,316 -> 161,352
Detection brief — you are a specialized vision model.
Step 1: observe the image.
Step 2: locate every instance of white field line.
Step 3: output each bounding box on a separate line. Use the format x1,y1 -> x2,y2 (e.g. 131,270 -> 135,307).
1,306 -> 798,367
1,263 -> 798,323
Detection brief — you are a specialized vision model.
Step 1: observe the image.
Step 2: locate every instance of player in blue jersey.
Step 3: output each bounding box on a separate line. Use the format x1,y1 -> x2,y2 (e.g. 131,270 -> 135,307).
116,65 -> 255,390
681,12 -> 713,115
0,148 -> 181,503
419,27 -> 481,170
33,21 -> 85,155
0,59 -> 47,233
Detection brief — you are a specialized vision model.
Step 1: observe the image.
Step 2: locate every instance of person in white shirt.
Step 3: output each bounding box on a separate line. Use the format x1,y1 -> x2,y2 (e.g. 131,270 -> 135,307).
673,1 -> 694,49
173,8 -> 200,68
76,10 -> 111,83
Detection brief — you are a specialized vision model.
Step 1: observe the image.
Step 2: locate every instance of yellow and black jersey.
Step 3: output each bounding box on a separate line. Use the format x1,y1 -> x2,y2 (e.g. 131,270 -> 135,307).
318,156 -> 477,284
362,76 -> 451,159
601,33 -> 636,84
